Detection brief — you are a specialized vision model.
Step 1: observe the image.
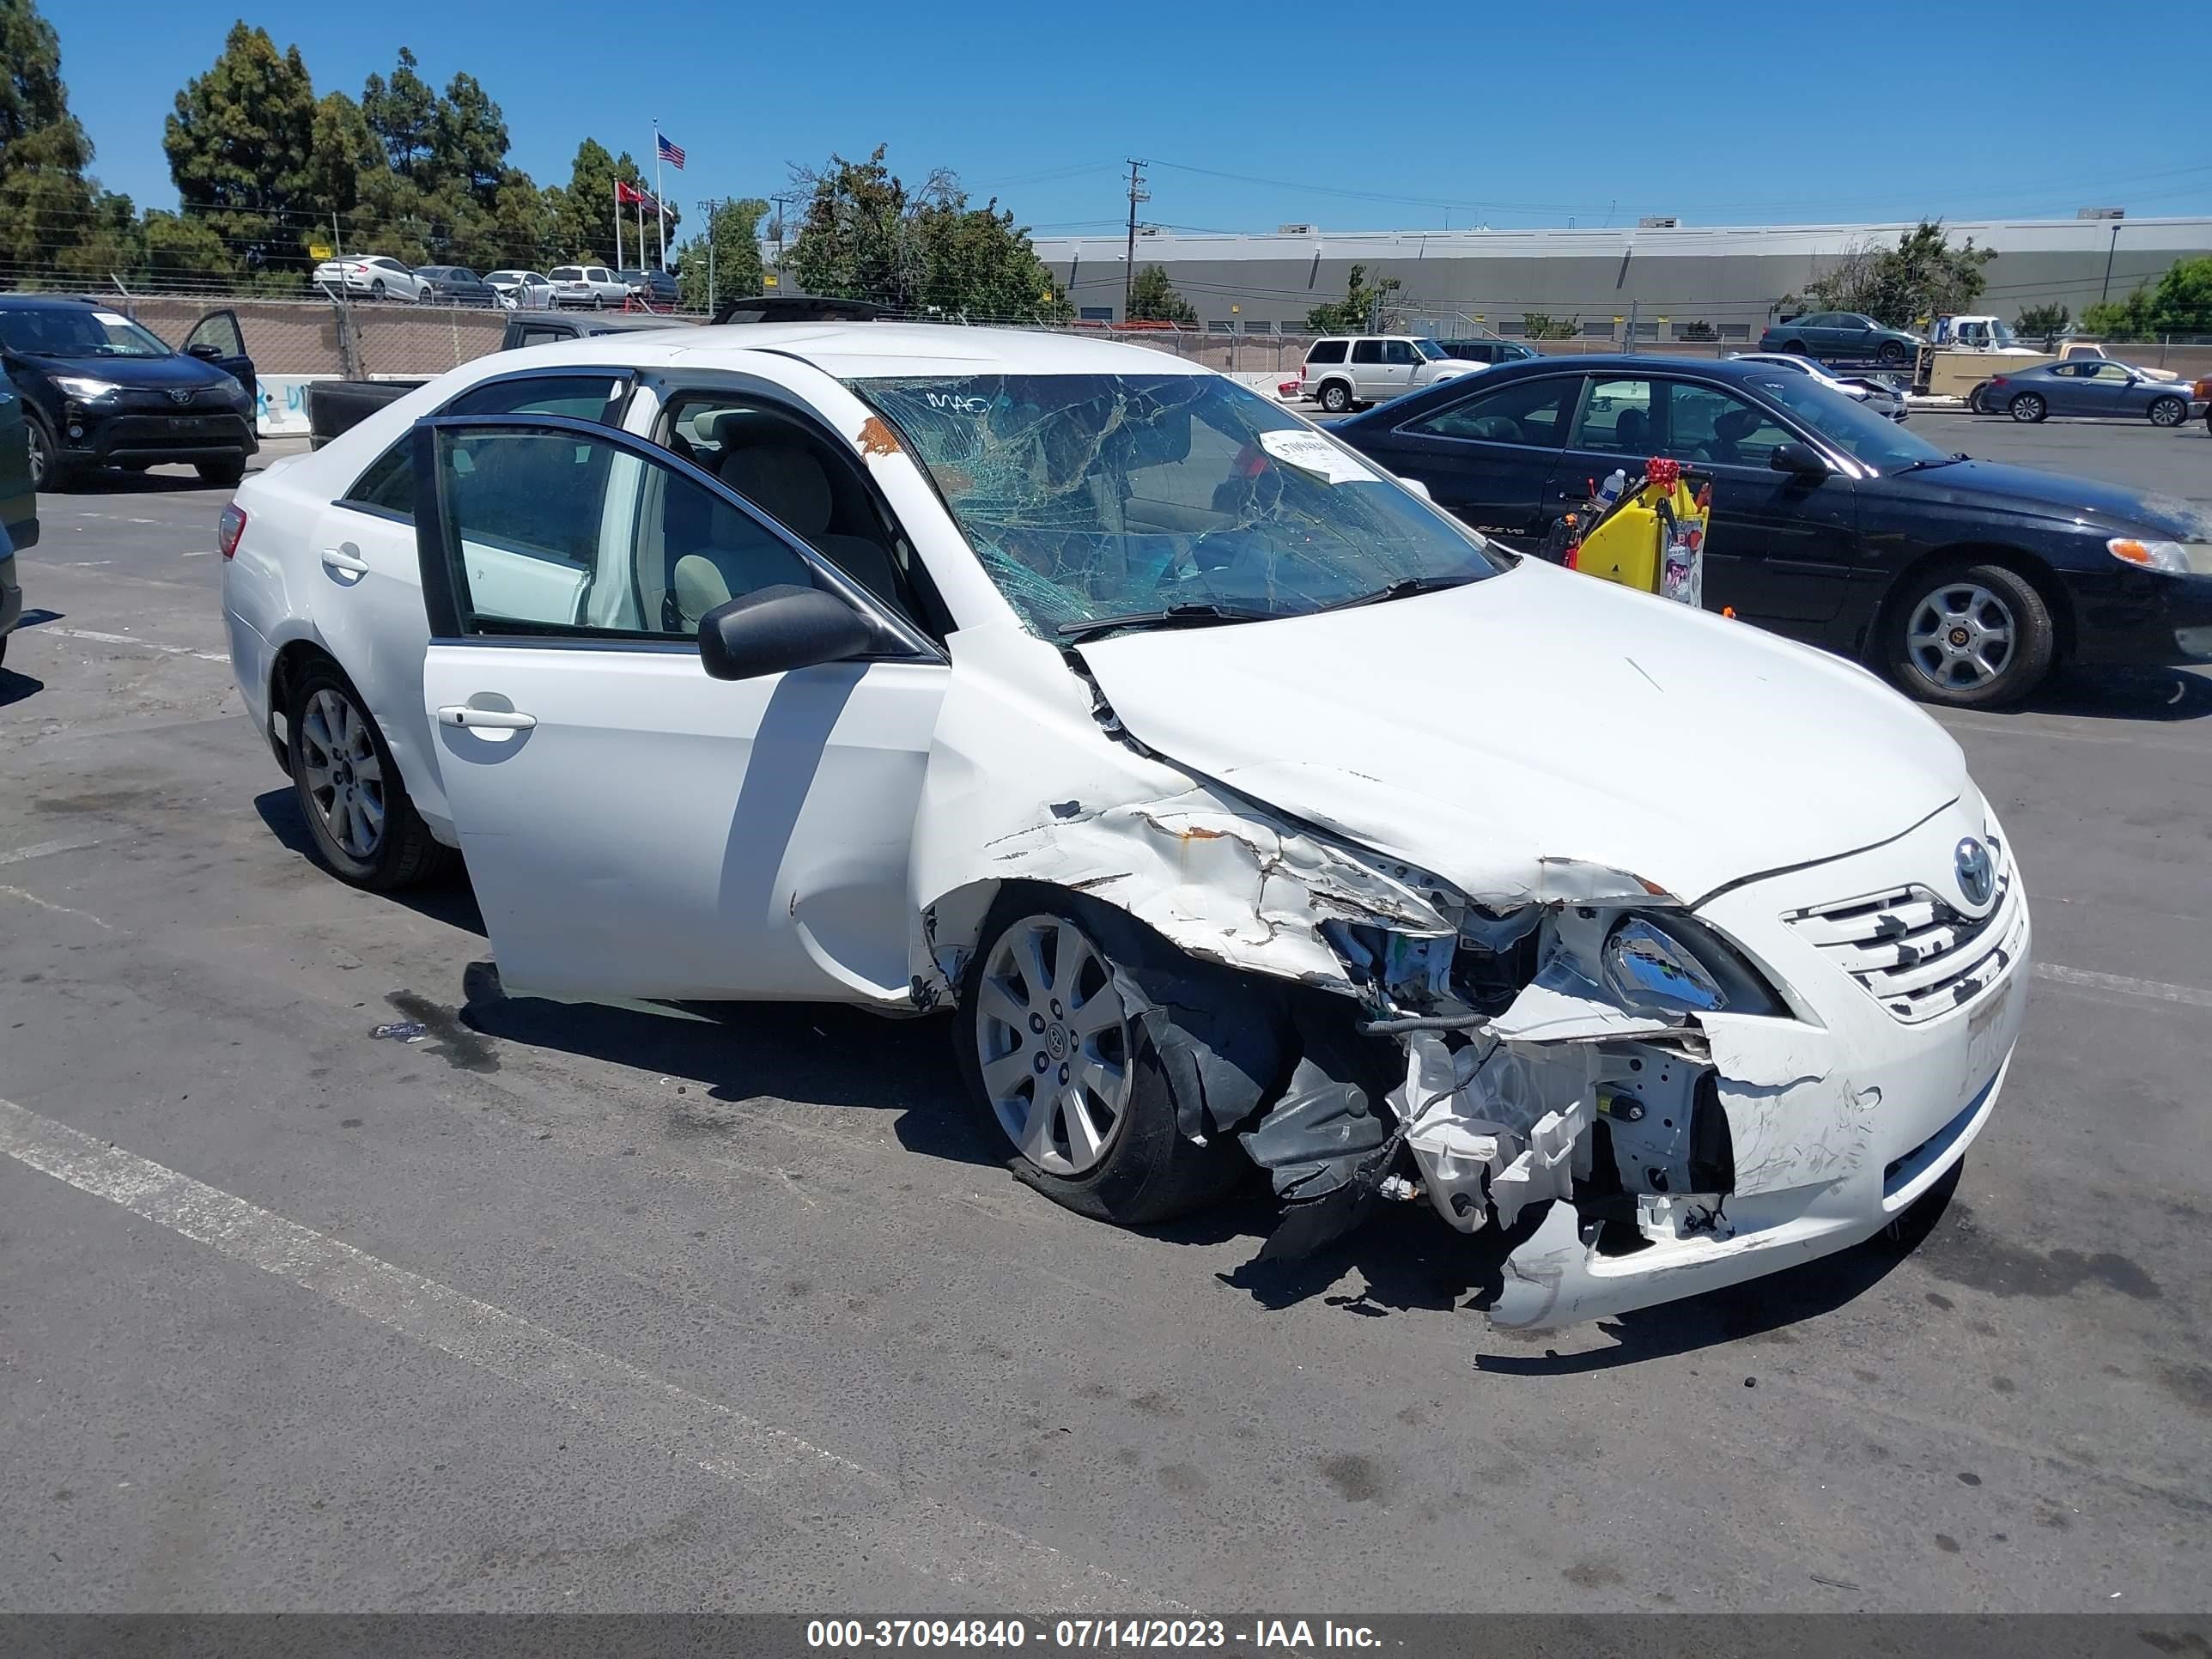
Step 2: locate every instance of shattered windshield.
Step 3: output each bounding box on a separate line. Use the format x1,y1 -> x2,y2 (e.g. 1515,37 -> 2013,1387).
852,372 -> 1504,636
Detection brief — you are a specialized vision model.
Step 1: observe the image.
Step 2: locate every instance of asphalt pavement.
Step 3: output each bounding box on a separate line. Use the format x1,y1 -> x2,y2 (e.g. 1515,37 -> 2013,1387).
3,426 -> 2209,1615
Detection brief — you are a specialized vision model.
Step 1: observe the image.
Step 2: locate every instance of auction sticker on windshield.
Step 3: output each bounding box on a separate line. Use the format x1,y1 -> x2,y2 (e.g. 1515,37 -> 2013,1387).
1258,428 -> 1379,484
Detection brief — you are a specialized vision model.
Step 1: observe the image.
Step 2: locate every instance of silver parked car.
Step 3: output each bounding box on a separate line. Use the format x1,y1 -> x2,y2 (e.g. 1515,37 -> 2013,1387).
546,264 -> 631,309
483,270 -> 555,311
1977,360 -> 2204,426
1730,351 -> 1909,421
309,255 -> 432,303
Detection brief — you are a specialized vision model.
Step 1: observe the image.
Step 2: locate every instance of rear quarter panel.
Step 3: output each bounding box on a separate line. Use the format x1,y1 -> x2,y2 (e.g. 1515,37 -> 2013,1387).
0,382 -> 33,547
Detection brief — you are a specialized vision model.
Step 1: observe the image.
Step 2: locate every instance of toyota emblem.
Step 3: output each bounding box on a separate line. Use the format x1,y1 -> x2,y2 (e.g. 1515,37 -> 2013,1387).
168,388 -> 194,406
1954,837 -> 1995,908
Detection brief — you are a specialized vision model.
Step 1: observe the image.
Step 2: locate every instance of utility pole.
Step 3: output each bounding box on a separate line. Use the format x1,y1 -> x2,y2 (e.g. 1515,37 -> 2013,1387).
697,198 -> 723,314
1123,158 -> 1149,320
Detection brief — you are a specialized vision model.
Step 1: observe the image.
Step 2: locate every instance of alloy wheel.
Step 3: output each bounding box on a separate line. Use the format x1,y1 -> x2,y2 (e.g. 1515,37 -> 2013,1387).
974,915 -> 1134,1176
1905,582 -> 2016,694
2150,398 -> 2185,428
26,422 -> 50,490
299,688 -> 386,860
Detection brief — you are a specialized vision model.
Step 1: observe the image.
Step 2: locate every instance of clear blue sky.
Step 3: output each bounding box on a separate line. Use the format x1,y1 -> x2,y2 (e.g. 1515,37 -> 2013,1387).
53,0 -> 2212,237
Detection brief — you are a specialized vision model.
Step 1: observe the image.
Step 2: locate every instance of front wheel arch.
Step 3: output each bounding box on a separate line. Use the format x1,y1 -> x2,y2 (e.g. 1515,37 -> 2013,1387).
1869,544 -> 2075,674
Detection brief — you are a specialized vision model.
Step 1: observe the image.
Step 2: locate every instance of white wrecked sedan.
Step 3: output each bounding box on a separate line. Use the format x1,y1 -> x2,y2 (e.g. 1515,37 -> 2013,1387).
220,325 -> 2030,1329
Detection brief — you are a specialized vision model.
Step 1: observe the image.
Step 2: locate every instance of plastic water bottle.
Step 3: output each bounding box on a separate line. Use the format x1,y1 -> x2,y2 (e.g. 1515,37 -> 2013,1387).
1598,468 -> 1628,506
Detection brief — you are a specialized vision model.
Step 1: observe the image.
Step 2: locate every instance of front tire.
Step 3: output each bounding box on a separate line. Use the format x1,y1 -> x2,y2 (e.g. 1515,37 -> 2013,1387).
1317,380 -> 1352,414
2148,395 -> 2187,428
2009,392 -> 2046,423
287,661 -> 453,890
24,414 -> 82,491
196,457 -> 246,488
1887,561 -> 2055,708
957,895 -> 1245,1227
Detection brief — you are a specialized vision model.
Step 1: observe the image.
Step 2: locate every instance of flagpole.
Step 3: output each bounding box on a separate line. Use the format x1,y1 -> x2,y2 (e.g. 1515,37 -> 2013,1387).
653,121 -> 668,270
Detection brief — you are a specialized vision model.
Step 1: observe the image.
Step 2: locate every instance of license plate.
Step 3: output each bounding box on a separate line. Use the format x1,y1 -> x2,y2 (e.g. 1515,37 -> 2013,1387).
171,417 -> 208,433
1964,965 -> 2027,1096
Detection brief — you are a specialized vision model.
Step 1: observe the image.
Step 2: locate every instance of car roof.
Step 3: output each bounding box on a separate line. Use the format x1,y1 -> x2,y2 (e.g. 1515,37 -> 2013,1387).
0,293 -> 100,310
498,320 -> 1214,379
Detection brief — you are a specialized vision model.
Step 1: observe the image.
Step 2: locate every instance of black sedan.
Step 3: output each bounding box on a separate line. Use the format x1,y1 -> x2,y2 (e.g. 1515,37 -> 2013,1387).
413,266 -> 499,307
1331,354 -> 2212,707
618,268 -> 681,310
1972,360 -> 2201,426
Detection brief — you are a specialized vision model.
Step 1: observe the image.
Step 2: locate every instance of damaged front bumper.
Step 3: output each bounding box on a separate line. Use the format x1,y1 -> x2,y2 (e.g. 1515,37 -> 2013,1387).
1228,794 -> 2031,1332
1437,800 -> 2030,1330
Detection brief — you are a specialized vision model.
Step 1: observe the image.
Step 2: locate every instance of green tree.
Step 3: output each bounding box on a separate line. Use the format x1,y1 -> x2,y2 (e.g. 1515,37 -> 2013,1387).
0,0 -> 103,286
1305,263 -> 1401,332
787,146 -> 1064,319
547,138 -> 651,264
674,197 -> 766,312
163,22 -> 320,280
1127,264 -> 1195,324
2082,256 -> 2212,338
1522,312 -> 1580,340
361,47 -> 437,181
1802,221 -> 1995,328
2014,302 -> 2070,343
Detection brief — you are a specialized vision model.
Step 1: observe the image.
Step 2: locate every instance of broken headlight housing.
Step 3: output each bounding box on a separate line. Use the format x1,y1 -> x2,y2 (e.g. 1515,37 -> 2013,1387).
1601,914 -> 1783,1018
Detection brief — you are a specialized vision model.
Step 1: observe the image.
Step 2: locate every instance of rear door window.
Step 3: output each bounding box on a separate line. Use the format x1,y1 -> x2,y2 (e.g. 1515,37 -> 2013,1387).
1351,340 -> 1382,365
1402,376 -> 1575,447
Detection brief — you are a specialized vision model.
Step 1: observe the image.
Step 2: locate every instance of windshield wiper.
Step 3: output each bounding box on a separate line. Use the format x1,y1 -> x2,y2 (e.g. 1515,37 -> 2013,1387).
1054,601 -> 1278,644
1895,453 -> 1970,473
1314,573 -> 1480,613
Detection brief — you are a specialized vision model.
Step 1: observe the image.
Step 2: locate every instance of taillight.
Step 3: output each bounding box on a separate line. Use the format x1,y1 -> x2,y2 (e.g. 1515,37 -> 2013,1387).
1990,375 -> 2008,386
218,502 -> 247,559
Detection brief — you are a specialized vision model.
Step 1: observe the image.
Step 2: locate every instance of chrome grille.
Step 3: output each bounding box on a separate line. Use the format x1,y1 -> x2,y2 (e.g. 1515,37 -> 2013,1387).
1785,834 -> 2023,1024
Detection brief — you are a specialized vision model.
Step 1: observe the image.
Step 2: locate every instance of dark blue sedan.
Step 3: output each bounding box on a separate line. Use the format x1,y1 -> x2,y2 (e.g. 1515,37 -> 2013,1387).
1976,360 -> 2203,425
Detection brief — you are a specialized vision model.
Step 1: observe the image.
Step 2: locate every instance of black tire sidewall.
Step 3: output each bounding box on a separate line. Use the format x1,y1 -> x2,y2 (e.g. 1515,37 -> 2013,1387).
25,412 -> 72,490
1886,561 -> 2055,708
198,459 -> 246,487
2149,397 -> 2185,427
1320,382 -> 1350,413
286,663 -> 415,887
2012,394 -> 2044,422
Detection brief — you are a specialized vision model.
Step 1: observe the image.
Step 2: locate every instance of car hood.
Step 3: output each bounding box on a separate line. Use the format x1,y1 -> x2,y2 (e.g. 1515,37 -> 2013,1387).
1885,458 -> 2212,538
1073,559 -> 1966,908
26,350 -> 234,392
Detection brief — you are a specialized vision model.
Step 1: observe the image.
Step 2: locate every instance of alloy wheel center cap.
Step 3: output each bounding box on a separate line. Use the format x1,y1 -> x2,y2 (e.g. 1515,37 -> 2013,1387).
1043,1023 -> 1069,1062
1948,625 -> 1971,647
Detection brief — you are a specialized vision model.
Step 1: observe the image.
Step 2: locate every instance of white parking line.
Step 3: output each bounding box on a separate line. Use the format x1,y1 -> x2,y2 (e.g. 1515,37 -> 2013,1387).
0,836 -> 106,869
0,1097 -> 1180,1614
2033,963 -> 2212,1010
40,627 -> 229,665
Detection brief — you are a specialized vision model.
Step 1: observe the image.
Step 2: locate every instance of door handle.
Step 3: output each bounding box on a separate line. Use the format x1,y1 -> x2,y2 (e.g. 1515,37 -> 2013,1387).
320,547 -> 370,576
438,705 -> 537,731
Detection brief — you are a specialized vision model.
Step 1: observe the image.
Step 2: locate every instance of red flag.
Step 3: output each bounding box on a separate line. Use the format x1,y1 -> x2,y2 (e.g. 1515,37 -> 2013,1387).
615,179 -> 641,206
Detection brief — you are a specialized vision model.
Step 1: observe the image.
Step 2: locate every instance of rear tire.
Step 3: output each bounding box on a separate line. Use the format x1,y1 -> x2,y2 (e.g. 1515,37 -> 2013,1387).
368,279 -> 386,301
196,457 -> 246,488
956,890 -> 1249,1227
287,659 -> 453,890
1318,380 -> 1352,414
1879,339 -> 1907,365
1886,560 -> 2055,708
1781,339 -> 1808,356
2148,395 -> 2187,428
1966,384 -> 1986,414
2009,392 -> 2046,423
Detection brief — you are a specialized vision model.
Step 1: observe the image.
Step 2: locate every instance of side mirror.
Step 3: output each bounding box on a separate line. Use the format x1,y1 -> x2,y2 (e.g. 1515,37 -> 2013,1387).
1769,441 -> 1829,478
698,584 -> 873,682
186,342 -> 222,361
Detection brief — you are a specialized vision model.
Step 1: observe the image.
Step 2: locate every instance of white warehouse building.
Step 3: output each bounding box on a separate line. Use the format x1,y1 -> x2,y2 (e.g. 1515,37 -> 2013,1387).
1029,215 -> 2212,338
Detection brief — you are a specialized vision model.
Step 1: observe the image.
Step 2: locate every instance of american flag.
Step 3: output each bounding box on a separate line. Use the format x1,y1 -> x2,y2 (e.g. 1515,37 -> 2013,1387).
656,131 -> 685,170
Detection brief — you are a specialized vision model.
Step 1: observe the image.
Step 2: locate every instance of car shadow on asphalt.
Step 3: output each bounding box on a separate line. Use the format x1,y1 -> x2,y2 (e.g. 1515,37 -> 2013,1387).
0,664 -> 44,708
41,471 -> 234,500
253,787 -> 489,936
2020,665 -> 2212,722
